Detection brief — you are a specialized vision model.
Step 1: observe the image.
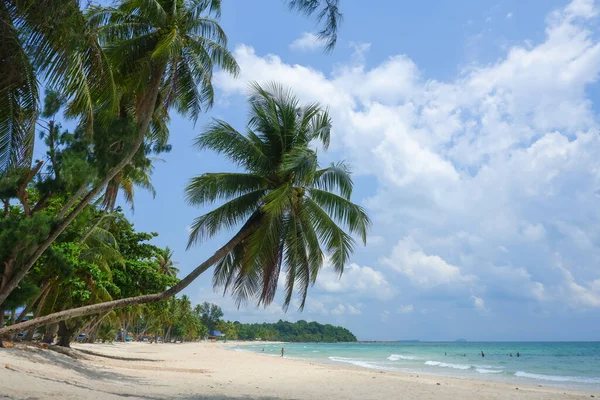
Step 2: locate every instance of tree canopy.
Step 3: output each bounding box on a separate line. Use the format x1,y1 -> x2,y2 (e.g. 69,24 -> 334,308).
0,1 -> 358,347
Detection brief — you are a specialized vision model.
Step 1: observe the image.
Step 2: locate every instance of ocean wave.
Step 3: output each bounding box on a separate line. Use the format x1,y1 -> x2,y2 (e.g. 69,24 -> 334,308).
515,371 -> 600,384
387,354 -> 417,361
328,356 -> 382,370
424,361 -> 471,370
475,368 -> 504,374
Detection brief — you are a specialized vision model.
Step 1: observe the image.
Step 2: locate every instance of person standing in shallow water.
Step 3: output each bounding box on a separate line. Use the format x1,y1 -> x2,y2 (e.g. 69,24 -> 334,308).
281,347 -> 285,357
481,351 -> 485,357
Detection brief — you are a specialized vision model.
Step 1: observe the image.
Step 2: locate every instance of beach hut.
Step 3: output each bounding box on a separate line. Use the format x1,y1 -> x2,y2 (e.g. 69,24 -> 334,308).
208,330 -> 225,342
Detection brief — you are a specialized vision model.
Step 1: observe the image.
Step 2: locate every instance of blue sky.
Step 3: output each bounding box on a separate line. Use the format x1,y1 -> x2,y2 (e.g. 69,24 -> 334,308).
71,0 -> 600,341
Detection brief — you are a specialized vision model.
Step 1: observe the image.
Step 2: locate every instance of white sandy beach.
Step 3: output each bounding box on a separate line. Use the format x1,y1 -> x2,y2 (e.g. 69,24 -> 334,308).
0,342 -> 596,399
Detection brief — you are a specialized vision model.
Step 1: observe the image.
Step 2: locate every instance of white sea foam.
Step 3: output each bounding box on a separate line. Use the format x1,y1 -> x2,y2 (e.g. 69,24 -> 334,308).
387,354 -> 417,361
475,368 -> 504,374
424,361 -> 471,370
515,371 -> 600,384
328,356 -> 382,370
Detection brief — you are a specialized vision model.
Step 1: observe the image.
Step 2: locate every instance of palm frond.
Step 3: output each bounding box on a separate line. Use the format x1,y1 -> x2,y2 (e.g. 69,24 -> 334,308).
285,0 -> 342,53
185,172 -> 267,206
0,1 -> 38,174
313,161 -> 353,199
304,197 -> 354,274
195,120 -> 272,172
308,188 -> 370,244
187,189 -> 265,249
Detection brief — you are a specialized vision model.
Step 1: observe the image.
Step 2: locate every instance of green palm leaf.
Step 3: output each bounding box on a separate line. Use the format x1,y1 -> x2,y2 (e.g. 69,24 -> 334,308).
187,83 -> 369,310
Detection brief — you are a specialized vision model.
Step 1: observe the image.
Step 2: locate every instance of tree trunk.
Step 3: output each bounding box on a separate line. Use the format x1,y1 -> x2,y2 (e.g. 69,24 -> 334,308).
57,320 -> 79,348
165,325 -> 172,343
25,283 -> 52,341
16,279 -> 53,324
0,66 -> 166,309
42,323 -> 58,344
79,210 -> 108,245
0,216 -> 259,336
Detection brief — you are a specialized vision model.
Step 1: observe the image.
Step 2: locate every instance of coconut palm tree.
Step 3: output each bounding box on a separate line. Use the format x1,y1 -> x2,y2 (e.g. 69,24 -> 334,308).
157,247 -> 179,278
0,83 -> 369,335
0,0 -> 239,307
185,82 -> 370,309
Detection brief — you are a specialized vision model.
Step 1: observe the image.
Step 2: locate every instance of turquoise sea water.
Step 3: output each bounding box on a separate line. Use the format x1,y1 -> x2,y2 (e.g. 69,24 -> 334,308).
235,342 -> 600,391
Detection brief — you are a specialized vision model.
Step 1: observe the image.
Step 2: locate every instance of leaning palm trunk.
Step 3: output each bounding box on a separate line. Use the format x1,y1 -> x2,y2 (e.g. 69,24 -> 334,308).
0,68 -> 164,308
79,209 -> 108,245
16,279 -> 54,324
0,217 -> 257,336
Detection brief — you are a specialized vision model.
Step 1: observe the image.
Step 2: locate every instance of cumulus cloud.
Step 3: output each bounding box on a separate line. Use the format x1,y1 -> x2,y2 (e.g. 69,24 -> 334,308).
397,305 -> 414,314
471,295 -> 488,312
555,255 -> 600,308
381,236 -> 476,288
289,32 -> 325,51
214,0 -> 600,313
331,303 -> 362,316
316,261 -> 395,300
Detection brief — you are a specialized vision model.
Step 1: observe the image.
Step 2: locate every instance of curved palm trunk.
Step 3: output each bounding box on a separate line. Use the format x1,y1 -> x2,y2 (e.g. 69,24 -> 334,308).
79,210 -> 108,245
0,217 -> 258,336
0,67 -> 165,309
25,282 -> 53,340
16,279 -> 53,324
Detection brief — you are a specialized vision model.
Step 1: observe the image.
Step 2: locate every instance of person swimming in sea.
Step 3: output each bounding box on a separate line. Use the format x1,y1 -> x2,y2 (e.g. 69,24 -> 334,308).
481,351 -> 485,357
516,352 -> 520,357
510,353 -> 513,357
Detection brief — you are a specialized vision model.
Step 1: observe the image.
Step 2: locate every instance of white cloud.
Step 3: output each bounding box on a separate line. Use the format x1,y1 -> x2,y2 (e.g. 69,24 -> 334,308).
563,0 -> 597,19
488,265 -> 547,302
507,12 -> 513,19
368,235 -> 385,246
555,255 -> 600,308
331,303 -> 362,316
317,261 -> 395,300
214,0 -> 600,314
380,310 -> 390,322
397,305 -> 414,314
471,295 -> 488,312
521,222 -> 546,241
289,32 -> 325,51
381,236 -> 476,288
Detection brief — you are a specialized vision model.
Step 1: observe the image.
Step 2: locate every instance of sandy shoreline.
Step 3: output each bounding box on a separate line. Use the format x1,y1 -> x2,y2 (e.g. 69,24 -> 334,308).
0,341 -> 596,399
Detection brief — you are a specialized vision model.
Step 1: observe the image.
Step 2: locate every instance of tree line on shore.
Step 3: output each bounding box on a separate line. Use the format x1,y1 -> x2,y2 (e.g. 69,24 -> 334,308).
0,0 -> 370,348
226,320 -> 357,343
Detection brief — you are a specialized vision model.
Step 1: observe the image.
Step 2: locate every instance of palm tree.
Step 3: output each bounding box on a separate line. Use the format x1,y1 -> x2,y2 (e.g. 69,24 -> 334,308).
186,82 -> 370,309
1,0 -> 116,175
285,0 -> 342,52
0,83 -> 369,335
0,0 -> 239,307
157,247 -> 179,278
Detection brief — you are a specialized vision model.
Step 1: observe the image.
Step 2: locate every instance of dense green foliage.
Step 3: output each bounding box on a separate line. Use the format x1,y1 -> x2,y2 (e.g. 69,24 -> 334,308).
0,0 -> 356,346
232,320 -> 356,343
